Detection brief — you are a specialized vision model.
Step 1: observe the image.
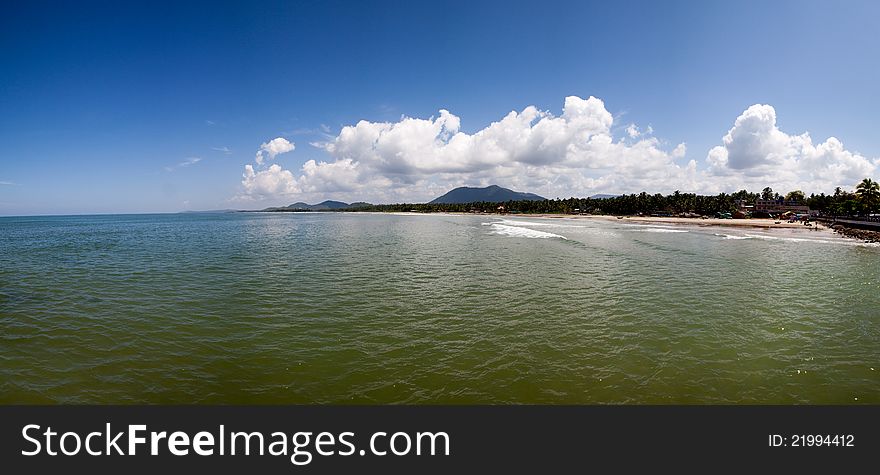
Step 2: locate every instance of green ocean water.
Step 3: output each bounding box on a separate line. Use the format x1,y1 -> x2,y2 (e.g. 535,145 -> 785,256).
1,212 -> 878,404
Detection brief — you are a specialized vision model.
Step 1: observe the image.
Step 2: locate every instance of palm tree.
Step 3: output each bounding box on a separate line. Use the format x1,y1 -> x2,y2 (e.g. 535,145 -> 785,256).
855,178 -> 879,214
761,187 -> 774,200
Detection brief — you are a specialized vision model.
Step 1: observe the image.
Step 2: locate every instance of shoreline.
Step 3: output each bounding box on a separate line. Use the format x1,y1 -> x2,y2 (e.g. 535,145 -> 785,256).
379,211 -> 829,231
532,214 -> 827,230
257,210 -> 880,243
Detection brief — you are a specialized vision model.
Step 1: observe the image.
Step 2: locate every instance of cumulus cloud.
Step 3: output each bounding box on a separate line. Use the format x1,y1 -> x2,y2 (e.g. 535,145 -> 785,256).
240,96 -> 698,202
705,104 -> 877,193
255,137 -> 295,165
671,143 -> 687,158
241,164 -> 298,196
235,97 -> 877,204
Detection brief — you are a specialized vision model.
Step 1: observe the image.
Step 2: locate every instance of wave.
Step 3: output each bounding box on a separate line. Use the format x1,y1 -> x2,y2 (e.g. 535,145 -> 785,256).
742,233 -> 876,246
486,223 -> 567,239
620,223 -> 688,233
713,233 -> 751,240
493,218 -> 590,228
744,233 -> 835,244
633,228 -> 689,233
621,224 -> 679,228
496,218 -> 556,227
712,232 -> 878,247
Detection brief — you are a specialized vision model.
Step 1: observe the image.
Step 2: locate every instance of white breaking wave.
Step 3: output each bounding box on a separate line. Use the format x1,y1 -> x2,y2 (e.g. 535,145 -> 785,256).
496,218 -> 556,227
744,233 -> 829,243
711,232 -> 878,247
621,223 -> 689,233
713,233 -> 751,240
622,224 -> 679,229
633,228 -> 689,233
742,233 -> 859,245
486,223 -> 567,239
494,218 -> 588,228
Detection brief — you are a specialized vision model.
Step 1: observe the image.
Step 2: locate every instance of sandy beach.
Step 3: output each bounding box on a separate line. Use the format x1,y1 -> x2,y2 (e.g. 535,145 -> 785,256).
384,211 -> 827,230
543,214 -> 827,230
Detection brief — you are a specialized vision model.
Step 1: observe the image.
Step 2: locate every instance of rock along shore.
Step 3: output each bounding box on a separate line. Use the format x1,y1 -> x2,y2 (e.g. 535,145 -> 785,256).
831,224 -> 880,243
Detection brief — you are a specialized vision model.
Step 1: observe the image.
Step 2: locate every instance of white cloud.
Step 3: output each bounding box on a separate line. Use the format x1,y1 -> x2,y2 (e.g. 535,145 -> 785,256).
241,164 -> 299,197
704,104 -> 877,193
165,157 -> 202,172
237,96 -> 697,203
235,98 -> 877,204
626,124 -> 640,138
671,143 -> 687,158
319,96 -> 639,183
212,146 -> 232,154
254,137 -> 295,165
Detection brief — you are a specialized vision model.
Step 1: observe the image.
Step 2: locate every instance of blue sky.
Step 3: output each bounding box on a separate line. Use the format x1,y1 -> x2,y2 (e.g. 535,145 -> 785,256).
1,0 -> 878,215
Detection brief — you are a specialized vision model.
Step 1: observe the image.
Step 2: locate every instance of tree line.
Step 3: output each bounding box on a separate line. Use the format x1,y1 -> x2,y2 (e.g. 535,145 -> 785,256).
342,178 -> 880,216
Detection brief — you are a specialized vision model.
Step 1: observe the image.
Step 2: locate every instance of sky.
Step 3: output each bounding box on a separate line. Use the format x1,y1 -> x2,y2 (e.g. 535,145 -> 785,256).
1,0 -> 879,215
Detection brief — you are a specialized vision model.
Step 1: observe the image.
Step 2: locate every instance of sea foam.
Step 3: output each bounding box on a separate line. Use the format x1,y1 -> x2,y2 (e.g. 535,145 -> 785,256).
495,218 -> 586,228
486,223 -> 567,239
712,232 -> 878,247
713,233 -> 751,240
633,227 -> 689,233
742,233 -> 878,246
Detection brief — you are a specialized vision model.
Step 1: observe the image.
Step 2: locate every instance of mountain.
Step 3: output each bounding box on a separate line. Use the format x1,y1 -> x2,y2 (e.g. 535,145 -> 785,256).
589,194 -> 620,199
429,185 -> 546,204
307,200 -> 351,210
261,200 -> 373,212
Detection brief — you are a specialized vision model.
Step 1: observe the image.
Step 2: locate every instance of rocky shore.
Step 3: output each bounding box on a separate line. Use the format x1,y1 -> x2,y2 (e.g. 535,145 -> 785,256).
831,224 -> 880,243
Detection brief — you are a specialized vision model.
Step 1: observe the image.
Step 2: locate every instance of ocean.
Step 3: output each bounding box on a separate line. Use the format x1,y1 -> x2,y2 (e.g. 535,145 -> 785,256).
1,212 -> 878,403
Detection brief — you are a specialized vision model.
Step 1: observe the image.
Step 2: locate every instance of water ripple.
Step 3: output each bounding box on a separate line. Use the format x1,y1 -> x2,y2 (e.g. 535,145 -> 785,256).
0,213 -> 878,404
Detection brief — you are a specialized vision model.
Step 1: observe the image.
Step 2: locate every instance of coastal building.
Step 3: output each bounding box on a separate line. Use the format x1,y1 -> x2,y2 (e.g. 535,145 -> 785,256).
735,200 -> 755,213
754,199 -> 810,214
